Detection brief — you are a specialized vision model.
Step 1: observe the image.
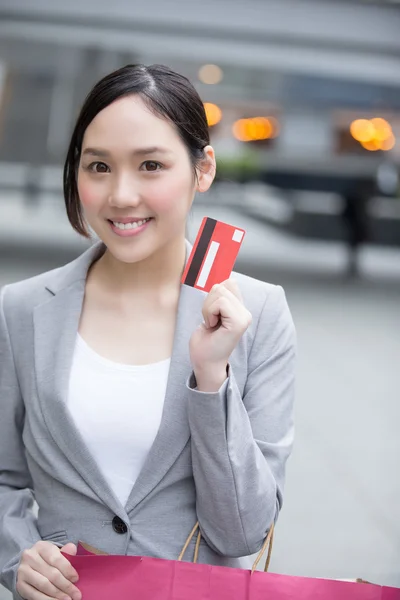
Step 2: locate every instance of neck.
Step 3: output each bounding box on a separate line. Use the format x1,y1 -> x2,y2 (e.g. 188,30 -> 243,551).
94,236 -> 187,295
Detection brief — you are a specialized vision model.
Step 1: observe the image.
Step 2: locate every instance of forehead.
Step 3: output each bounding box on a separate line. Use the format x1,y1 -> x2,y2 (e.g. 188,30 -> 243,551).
82,95 -> 180,147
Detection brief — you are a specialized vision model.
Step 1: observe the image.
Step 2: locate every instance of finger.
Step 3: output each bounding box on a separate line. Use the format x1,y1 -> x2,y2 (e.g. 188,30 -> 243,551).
209,280 -> 242,303
20,566 -> 76,600
202,290 -> 217,328
203,284 -> 241,328
39,563 -> 81,600
202,304 -> 219,329
205,286 -> 243,322
207,312 -> 220,329
17,580 -> 55,600
221,278 -> 243,302
210,282 -> 243,308
60,543 -> 77,557
219,285 -> 245,310
208,283 -> 221,297
208,296 -> 252,330
208,296 -> 235,324
23,556 -> 82,600
203,295 -> 230,328
38,542 -> 79,582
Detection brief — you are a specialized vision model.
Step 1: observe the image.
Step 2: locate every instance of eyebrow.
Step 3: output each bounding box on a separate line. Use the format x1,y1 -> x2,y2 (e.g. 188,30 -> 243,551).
82,146 -> 171,158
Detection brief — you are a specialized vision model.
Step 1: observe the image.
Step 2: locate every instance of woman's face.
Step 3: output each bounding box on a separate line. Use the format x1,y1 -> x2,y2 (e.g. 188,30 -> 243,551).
77,95 -> 215,264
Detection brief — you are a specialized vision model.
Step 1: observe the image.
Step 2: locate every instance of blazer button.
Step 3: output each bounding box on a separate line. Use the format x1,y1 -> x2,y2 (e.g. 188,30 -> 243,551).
112,516 -> 128,534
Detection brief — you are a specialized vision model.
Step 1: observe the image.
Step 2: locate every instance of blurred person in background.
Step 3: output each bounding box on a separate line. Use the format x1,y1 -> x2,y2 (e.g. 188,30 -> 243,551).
0,64 -> 296,600
342,179 -> 372,278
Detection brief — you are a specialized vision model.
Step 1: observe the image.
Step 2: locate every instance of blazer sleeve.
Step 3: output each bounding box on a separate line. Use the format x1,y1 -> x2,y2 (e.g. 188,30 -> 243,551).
186,284 -> 296,557
0,286 -> 42,599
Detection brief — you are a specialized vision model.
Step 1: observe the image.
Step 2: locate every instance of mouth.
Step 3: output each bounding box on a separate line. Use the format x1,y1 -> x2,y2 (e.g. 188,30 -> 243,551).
107,217 -> 153,231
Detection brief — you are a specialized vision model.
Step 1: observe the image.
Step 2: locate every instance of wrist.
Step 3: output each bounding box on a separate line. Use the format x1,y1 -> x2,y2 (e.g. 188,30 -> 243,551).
193,362 -> 228,393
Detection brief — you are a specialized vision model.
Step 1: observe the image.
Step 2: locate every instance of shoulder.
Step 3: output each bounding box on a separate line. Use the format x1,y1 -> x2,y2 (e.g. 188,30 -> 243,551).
232,270 -> 288,318
1,270 -> 59,340
1,244 -> 96,319
2,264 -> 65,314
232,270 -> 296,345
1,268 -> 58,323
2,266 -> 61,305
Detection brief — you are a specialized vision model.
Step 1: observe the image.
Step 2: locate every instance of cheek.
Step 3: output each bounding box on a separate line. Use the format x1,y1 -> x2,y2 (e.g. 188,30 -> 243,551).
147,174 -> 194,214
77,178 -> 104,209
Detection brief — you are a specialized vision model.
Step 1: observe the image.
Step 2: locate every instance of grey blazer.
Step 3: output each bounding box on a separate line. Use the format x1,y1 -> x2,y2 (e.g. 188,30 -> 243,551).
0,241 -> 296,599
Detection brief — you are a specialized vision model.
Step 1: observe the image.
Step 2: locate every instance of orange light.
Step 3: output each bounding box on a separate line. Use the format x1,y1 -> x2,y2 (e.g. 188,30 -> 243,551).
361,139 -> 380,152
204,103 -> 222,127
247,119 -> 259,140
254,117 -> 273,139
378,133 -> 396,151
351,117 -> 396,152
232,117 -> 278,142
370,117 -> 392,141
350,119 -> 375,143
232,119 -> 251,141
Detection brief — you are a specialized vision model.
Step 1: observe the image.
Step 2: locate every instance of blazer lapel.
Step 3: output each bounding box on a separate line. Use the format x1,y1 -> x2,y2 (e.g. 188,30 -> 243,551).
34,242 -> 126,518
125,265 -> 207,514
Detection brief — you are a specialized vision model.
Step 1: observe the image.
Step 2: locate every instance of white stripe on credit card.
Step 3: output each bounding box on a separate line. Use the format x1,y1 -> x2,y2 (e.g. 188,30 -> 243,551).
196,241 -> 220,288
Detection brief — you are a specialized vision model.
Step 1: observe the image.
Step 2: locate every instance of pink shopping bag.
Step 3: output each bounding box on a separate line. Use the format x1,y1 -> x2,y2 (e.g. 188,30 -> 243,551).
63,523 -> 400,600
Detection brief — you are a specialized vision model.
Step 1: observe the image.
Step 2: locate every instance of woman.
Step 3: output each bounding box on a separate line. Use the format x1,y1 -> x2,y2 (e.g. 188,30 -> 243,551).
0,64 -> 296,600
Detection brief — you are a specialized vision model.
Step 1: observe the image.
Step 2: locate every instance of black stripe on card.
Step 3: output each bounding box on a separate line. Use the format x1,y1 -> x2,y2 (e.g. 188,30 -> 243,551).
184,217 -> 217,287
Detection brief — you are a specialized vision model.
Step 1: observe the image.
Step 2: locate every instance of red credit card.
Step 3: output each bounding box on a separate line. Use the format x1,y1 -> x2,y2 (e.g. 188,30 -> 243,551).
181,217 -> 246,292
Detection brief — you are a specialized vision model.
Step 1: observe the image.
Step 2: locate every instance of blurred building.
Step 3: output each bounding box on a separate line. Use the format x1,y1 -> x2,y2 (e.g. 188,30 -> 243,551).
0,0 -> 399,249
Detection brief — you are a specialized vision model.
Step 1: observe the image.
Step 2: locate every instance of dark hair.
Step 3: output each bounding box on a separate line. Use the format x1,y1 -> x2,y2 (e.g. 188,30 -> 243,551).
63,64 -> 210,237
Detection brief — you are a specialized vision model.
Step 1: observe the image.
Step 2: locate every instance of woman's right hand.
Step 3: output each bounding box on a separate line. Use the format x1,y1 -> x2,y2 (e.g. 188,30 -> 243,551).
16,541 -> 82,600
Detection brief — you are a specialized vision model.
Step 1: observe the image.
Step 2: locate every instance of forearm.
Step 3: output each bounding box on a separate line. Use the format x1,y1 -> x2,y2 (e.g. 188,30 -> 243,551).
187,372 -> 278,557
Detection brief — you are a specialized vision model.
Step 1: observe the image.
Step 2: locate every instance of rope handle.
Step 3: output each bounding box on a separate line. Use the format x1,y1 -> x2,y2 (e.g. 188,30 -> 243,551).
177,522 -> 202,563
251,522 -> 274,574
178,521 -> 274,573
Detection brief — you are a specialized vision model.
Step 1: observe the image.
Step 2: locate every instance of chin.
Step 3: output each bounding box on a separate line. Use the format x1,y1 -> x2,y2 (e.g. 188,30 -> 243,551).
108,244 -> 154,265
103,234 -> 162,265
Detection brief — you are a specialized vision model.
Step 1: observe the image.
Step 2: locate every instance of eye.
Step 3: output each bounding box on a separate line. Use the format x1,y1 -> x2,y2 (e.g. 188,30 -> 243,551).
141,161 -> 162,172
88,162 -> 110,173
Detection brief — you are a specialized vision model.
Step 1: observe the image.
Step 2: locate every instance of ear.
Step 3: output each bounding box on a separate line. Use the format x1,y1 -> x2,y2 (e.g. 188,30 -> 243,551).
196,145 -> 216,193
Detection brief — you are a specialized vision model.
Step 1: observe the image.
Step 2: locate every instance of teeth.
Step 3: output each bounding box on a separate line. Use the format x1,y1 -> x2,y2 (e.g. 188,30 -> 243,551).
112,219 -> 150,230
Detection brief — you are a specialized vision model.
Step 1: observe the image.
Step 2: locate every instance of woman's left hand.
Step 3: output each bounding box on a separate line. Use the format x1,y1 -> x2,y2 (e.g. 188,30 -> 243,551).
189,279 -> 252,392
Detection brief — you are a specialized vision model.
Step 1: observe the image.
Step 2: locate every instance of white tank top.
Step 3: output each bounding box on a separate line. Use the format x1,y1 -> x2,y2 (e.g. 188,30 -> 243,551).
67,334 -> 170,507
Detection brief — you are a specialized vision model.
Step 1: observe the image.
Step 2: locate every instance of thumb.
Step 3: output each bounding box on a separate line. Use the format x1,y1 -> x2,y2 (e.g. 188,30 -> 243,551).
60,542 -> 78,556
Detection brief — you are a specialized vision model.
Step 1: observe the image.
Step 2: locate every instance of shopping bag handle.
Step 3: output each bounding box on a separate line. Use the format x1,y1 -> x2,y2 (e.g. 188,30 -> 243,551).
251,523 -> 274,574
178,521 -> 274,573
178,522 -> 202,564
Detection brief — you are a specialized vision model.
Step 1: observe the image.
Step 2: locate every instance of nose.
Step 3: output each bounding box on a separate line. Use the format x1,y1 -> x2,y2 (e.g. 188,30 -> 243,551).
108,173 -> 141,208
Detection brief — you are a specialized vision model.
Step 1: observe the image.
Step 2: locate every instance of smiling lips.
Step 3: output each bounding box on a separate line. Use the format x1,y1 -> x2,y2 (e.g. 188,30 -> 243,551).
108,217 -> 153,237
